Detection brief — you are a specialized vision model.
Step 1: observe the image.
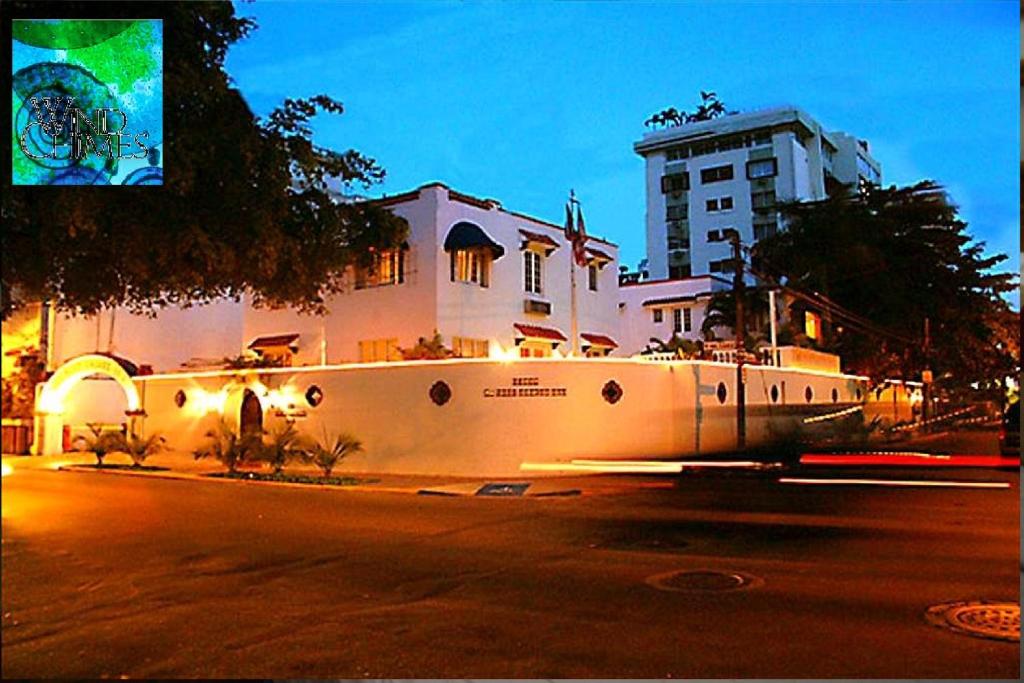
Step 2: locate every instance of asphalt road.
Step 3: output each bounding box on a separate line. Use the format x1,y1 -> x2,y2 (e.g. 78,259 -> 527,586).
2,430 -> 1019,678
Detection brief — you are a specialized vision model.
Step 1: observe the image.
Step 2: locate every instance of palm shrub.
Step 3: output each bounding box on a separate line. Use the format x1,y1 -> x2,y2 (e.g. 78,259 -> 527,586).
193,420 -> 259,473
309,430 -> 363,478
123,433 -> 167,467
73,423 -> 126,467
256,422 -> 308,474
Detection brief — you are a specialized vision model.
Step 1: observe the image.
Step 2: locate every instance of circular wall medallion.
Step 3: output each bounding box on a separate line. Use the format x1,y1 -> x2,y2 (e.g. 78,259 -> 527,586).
174,389 -> 186,408
429,380 -> 452,406
770,385 -> 779,403
602,380 -> 624,404
716,382 -> 728,404
831,388 -> 839,403
805,386 -> 814,403
305,385 -> 324,407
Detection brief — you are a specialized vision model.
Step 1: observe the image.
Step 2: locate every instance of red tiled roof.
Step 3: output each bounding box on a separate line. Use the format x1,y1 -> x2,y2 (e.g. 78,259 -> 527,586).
248,334 -> 300,349
581,333 -> 618,348
586,247 -> 613,262
519,229 -> 560,249
514,323 -> 567,342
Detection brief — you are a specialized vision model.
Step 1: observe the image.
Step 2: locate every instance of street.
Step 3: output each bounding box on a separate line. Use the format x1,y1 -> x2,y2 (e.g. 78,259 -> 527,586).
2,429 -> 1019,678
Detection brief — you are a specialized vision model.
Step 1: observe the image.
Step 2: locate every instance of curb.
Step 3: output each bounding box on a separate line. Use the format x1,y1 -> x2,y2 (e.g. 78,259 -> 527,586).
56,464 -> 421,495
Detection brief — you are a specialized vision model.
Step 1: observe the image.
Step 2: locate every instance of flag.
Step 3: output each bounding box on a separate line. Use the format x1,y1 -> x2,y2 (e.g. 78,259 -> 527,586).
564,201 -> 574,242
572,204 -> 588,266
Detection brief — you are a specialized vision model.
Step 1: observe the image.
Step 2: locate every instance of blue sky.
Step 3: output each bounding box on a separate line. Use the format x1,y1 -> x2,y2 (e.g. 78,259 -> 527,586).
227,0 -> 1020,305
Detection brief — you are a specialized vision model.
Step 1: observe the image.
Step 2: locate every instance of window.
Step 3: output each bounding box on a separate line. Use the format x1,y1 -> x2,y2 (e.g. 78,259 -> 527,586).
660,172 -> 690,193
452,336 -> 489,358
683,307 -> 692,333
355,249 -> 404,289
700,164 -> 734,184
666,204 -> 688,221
709,259 -> 733,274
746,158 -> 778,179
754,218 -> 777,241
753,131 -> 772,146
653,309 -> 663,323
669,264 -> 691,279
666,146 -> 689,161
358,338 -> 400,362
519,341 -> 552,358
673,308 -> 682,334
805,311 -> 822,340
451,248 -> 490,287
667,236 -> 690,250
707,196 -> 734,213
523,250 -> 542,294
750,189 -> 776,210
588,264 -> 598,291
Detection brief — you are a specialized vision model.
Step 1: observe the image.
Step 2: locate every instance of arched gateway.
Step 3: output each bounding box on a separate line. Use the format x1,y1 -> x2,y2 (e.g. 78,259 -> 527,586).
33,354 -> 144,455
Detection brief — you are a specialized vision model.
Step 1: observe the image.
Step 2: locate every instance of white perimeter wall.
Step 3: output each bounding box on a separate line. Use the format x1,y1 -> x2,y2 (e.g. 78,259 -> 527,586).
119,359 -> 872,477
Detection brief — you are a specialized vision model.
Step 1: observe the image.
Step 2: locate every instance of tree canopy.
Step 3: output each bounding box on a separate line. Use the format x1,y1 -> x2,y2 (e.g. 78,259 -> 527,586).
1,1 -> 408,320
644,91 -> 736,130
752,181 -> 1019,393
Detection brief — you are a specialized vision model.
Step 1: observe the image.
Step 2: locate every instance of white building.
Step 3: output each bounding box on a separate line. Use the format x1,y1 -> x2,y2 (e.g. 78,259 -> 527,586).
617,274 -> 730,352
634,106 -> 882,280
40,183 -> 626,372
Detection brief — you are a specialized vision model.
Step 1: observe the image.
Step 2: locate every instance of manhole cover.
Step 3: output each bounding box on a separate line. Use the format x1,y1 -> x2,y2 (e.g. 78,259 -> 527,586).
646,569 -> 761,593
926,601 -> 1019,642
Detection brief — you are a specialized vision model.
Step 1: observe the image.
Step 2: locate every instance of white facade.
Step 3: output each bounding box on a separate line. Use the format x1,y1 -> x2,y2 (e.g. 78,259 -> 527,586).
245,183 -> 623,363
617,275 -> 730,353
634,106 -> 882,280
45,183 -> 627,372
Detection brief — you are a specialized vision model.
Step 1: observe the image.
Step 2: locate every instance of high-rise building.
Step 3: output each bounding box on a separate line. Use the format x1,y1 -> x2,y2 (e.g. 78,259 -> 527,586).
634,106 -> 881,280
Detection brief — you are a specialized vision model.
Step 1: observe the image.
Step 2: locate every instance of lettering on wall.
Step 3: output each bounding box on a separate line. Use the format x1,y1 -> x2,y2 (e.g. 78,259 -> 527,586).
483,376 -> 568,399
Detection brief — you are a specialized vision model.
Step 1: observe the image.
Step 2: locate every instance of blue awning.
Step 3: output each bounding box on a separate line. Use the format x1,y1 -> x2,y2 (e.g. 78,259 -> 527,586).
443,222 -> 505,259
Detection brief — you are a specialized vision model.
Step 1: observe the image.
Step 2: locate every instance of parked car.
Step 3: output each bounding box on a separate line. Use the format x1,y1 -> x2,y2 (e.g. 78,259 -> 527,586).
998,399 -> 1019,456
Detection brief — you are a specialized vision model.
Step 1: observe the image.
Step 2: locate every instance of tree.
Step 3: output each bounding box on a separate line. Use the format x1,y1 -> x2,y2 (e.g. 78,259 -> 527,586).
644,335 -> 702,358
1,350 -> 47,418
752,181 -> 1019,394
308,430 -> 363,478
399,331 -> 453,361
120,432 -> 167,467
73,423 -> 123,466
2,1 -> 408,320
644,91 -> 736,129
193,419 -> 259,473
255,422 -> 307,475
700,289 -> 770,348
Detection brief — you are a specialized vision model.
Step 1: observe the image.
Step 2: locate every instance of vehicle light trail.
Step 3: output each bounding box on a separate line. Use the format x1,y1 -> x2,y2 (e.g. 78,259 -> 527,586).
779,477 -> 1011,489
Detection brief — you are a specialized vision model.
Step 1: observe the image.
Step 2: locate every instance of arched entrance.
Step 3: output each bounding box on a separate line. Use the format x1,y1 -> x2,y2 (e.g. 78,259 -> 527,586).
239,388 -> 263,436
33,354 -> 143,455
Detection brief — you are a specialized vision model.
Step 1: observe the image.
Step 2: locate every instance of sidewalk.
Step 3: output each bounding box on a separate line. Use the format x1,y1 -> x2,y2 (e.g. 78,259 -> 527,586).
0,449 -> 591,497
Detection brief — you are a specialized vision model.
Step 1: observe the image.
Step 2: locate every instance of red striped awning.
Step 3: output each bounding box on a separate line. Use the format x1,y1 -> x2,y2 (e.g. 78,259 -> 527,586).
581,333 -> 618,348
586,247 -> 613,262
514,323 -> 567,342
519,229 -> 560,250
248,334 -> 300,350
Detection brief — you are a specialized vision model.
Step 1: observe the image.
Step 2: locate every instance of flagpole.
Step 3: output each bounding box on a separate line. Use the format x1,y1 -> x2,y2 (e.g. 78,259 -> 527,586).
565,189 -> 581,358
570,250 -> 579,357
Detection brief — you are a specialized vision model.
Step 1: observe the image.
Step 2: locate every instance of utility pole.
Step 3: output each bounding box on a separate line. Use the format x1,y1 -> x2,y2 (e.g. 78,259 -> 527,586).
922,317 -> 932,426
768,289 -> 778,365
731,230 -> 746,451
